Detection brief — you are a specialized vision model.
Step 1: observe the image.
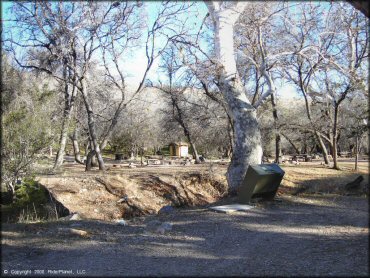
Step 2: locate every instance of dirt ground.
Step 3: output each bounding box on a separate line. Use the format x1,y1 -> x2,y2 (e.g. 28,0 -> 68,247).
1,159 -> 369,276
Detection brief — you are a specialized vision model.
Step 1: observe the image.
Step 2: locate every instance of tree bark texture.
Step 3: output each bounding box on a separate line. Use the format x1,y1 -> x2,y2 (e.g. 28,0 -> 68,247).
70,126 -> 84,164
80,79 -> 105,171
53,64 -> 75,169
332,105 -> 340,169
209,4 -> 263,190
314,131 -> 330,164
354,135 -> 359,171
270,93 -> 281,163
53,112 -> 72,169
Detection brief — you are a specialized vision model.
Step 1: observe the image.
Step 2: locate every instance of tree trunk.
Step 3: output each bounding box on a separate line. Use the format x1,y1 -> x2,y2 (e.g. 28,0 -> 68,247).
85,150 -> 96,171
171,97 -> 201,164
223,87 -> 262,190
80,79 -> 105,170
189,142 -> 201,163
355,135 -> 359,171
70,127 -> 84,164
83,141 -> 89,158
332,105 -> 340,170
281,133 -> 301,154
99,102 -> 126,151
53,64 -> 75,169
298,70 -> 330,165
140,146 -> 144,166
226,113 -> 234,157
53,117 -> 70,169
212,9 -> 262,190
271,93 -> 281,163
314,131 -> 330,164
86,134 -> 99,168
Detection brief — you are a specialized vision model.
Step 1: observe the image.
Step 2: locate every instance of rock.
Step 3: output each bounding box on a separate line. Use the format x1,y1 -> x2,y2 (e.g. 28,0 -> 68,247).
70,213 -> 82,220
129,163 -> 136,168
59,213 -> 81,221
158,205 -> 174,214
94,209 -> 99,213
114,219 -> 128,226
57,228 -> 89,237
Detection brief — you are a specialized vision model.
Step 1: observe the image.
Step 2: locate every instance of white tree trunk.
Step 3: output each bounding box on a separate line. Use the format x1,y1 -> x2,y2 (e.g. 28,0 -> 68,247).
209,4 -> 263,190
80,79 -> 105,171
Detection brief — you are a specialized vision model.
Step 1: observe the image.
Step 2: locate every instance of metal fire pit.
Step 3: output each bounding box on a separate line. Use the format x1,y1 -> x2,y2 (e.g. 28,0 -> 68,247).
237,164 -> 285,204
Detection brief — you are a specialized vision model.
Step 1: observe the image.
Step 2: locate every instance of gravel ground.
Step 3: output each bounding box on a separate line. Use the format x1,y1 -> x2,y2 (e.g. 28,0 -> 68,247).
1,194 -> 368,277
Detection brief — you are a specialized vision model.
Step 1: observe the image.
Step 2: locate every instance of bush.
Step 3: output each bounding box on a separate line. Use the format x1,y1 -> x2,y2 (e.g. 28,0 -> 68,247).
1,178 -> 54,223
13,178 -> 48,208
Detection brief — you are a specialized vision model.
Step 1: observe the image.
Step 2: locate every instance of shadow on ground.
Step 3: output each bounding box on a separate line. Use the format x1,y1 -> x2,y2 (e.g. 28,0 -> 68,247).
2,194 -> 368,277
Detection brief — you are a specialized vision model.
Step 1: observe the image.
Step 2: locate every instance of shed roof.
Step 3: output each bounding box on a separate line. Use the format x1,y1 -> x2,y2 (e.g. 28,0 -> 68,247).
169,142 -> 188,146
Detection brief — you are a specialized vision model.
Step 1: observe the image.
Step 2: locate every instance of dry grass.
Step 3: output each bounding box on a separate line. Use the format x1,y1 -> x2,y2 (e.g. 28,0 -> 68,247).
34,158 -> 369,222
280,160 -> 369,195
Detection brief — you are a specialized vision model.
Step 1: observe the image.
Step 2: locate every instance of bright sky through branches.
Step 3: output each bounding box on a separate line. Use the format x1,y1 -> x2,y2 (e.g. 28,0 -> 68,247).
1,1 -> 301,98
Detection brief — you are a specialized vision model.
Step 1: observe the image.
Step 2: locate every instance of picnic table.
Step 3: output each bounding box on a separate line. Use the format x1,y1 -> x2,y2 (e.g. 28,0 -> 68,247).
292,154 -> 312,162
146,159 -> 162,165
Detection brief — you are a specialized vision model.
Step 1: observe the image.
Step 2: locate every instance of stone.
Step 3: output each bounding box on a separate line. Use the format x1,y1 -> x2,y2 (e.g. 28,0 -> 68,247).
57,228 -> 89,237
59,213 -> 81,221
114,219 -> 128,226
69,213 -> 82,220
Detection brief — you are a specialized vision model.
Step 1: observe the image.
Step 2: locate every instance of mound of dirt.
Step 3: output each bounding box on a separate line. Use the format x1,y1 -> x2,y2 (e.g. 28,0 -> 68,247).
38,171 -> 228,220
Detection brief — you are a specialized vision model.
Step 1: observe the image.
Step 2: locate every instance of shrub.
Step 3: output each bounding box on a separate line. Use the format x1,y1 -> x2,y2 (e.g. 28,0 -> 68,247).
13,178 -> 48,208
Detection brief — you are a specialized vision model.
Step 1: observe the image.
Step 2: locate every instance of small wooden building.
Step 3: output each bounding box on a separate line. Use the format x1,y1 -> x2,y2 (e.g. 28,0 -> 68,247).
169,142 -> 189,157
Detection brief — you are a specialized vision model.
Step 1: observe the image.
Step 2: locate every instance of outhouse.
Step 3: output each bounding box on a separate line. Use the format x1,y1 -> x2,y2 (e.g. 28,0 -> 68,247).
169,142 -> 189,157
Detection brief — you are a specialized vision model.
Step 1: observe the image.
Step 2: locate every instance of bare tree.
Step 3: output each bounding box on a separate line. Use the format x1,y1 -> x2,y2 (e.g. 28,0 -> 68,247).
282,2 -> 368,169
5,2 -> 83,169
97,2 -> 191,152
205,2 -> 264,190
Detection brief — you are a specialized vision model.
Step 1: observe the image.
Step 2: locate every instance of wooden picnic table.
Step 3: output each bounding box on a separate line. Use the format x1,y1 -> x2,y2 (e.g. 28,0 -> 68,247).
292,154 -> 312,162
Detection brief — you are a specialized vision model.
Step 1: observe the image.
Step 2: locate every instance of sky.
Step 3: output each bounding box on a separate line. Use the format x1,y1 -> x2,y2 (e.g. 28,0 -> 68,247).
1,1 -> 299,99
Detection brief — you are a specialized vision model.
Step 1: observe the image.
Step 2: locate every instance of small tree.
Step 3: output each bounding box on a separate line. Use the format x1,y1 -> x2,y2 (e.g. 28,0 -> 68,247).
1,56 -> 55,196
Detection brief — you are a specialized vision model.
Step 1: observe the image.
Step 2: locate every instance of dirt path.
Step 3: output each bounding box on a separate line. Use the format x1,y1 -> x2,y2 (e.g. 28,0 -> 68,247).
2,194 -> 368,277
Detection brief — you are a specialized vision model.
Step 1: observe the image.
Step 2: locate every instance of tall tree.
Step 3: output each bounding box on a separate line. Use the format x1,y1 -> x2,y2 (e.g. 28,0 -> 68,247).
205,2 -> 263,190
